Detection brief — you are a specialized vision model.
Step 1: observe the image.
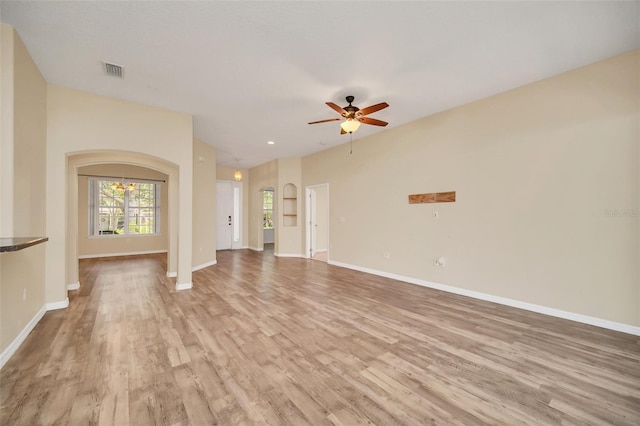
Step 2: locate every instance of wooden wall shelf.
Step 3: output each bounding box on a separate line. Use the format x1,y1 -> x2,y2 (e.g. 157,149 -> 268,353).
408,191 -> 456,204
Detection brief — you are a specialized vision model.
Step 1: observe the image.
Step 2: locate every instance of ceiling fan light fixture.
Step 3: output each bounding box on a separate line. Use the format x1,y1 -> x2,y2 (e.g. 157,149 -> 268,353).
309,96 -> 388,136
340,119 -> 361,134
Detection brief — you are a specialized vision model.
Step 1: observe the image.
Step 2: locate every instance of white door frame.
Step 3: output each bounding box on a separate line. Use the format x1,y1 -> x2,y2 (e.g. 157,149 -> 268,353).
310,189 -> 318,258
305,183 -> 329,260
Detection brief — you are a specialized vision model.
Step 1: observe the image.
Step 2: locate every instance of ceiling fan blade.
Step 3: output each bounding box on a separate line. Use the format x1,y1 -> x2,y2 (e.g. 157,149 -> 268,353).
358,102 -> 389,116
359,117 -> 388,127
326,102 -> 347,116
308,118 -> 342,125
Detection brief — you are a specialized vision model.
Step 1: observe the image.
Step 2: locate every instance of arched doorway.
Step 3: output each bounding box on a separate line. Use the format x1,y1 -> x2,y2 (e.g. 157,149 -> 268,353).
66,151 -> 183,292
262,186 -> 275,254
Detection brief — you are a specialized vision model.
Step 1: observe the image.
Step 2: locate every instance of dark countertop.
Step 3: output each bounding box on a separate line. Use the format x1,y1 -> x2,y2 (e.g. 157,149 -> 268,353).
0,237 -> 49,252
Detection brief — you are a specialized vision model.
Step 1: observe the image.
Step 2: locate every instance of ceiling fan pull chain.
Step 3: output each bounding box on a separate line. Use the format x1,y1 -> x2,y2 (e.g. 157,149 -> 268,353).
350,134 -> 353,155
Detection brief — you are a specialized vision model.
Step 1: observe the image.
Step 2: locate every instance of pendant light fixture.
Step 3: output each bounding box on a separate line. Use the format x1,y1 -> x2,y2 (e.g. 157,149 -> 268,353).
234,158 -> 242,182
110,167 -> 136,191
110,181 -> 135,191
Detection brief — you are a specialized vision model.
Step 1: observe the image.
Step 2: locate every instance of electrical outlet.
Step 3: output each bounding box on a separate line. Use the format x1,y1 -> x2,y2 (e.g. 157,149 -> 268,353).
384,251 -> 391,259
23,288 -> 27,301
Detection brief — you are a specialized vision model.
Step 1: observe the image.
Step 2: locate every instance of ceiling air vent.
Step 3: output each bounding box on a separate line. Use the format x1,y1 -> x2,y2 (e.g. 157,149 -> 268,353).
103,61 -> 124,78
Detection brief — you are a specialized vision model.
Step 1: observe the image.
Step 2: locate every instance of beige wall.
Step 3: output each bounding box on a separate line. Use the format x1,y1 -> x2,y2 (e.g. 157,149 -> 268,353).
277,158 -> 302,256
246,158 -> 302,256
302,50 -> 639,327
47,85 -> 194,300
1,24 -> 15,234
193,140 -> 217,268
248,160 -> 278,250
0,24 -> 17,236
216,166 -> 249,248
77,164 -> 169,257
0,25 -> 48,354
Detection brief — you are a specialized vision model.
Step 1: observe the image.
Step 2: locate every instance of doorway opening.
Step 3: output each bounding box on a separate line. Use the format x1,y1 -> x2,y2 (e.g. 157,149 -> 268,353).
263,186 -> 275,254
216,180 -> 242,250
305,184 -> 329,262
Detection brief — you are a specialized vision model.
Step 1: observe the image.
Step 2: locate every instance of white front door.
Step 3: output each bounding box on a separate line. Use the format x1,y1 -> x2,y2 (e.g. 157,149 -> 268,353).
216,181 -> 233,250
216,180 -> 243,250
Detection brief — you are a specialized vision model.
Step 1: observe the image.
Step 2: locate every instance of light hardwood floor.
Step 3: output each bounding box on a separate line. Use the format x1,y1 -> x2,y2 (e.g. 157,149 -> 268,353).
1,250 -> 639,425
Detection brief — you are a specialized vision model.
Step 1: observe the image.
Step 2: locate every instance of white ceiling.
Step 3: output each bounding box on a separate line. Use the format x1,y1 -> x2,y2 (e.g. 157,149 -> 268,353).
1,1 -> 638,168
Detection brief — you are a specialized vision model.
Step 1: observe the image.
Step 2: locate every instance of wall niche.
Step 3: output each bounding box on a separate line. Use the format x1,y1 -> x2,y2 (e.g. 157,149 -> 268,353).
283,183 -> 297,227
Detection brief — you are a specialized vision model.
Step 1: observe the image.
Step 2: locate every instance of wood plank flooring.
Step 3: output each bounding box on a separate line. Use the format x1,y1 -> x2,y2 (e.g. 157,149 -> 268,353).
1,250 -> 639,425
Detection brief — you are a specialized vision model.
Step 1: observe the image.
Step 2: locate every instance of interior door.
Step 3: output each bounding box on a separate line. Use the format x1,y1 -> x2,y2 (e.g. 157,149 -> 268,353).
216,181 -> 233,250
306,184 -> 329,261
310,189 -> 317,258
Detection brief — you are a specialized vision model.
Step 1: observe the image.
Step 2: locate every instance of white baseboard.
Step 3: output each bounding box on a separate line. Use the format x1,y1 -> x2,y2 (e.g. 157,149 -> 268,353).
316,249 -> 327,253
67,282 -> 80,291
175,282 -> 192,291
328,260 -> 640,336
1,296 -> 71,369
166,271 -> 177,278
0,305 -> 46,369
46,298 -> 69,311
274,253 -> 304,258
78,249 -> 167,259
249,246 -> 264,252
192,259 -> 217,272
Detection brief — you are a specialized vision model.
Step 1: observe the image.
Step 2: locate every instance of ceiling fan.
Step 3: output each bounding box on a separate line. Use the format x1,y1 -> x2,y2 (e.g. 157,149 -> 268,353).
308,96 -> 389,134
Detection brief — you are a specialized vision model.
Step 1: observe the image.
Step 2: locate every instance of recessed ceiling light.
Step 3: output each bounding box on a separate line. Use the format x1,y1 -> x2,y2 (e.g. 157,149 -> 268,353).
267,140 -> 275,145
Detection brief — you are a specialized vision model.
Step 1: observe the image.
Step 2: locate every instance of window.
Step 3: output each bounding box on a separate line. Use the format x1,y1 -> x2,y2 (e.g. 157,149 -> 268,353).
263,190 -> 274,229
89,179 -> 160,236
